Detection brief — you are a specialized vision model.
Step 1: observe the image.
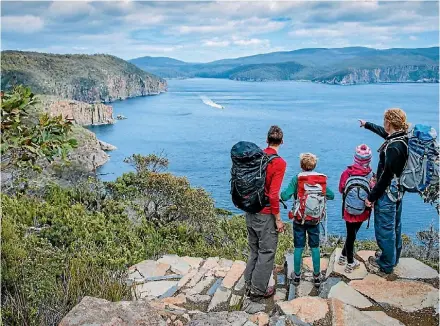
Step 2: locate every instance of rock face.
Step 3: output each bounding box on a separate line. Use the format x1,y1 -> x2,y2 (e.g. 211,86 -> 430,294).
349,274 -> 439,312
59,296 -> 166,326
1,51 -> 167,103
315,65 -> 440,85
39,96 -> 114,125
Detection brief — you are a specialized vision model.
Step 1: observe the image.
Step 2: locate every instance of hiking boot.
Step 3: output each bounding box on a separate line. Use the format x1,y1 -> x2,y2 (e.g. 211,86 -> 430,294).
338,254 -> 347,266
366,256 -> 390,278
345,259 -> 360,273
313,273 -> 321,287
375,250 -> 382,259
292,273 -> 301,285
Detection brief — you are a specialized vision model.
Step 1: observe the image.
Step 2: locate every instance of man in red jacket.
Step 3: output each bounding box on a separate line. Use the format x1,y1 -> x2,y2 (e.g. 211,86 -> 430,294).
244,125 -> 287,298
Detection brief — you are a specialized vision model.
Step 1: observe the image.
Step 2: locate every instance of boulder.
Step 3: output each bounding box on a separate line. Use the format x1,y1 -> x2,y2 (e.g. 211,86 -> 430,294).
326,248 -> 368,280
274,288 -> 287,302
302,257 -> 329,272
362,311 -> 405,326
277,297 -> 328,324
330,298 -> 382,326
349,274 -> 439,312
207,287 -> 231,312
59,296 -> 166,326
394,258 -> 438,280
222,261 -> 246,289
249,312 -> 269,326
327,281 -> 372,308
99,140 -> 117,151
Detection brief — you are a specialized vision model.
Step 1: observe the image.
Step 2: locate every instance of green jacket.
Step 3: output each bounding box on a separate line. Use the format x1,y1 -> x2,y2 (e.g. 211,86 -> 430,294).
281,174 -> 335,201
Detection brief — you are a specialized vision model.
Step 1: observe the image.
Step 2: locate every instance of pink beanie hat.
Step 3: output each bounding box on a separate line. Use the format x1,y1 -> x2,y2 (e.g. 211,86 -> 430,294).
354,144 -> 372,167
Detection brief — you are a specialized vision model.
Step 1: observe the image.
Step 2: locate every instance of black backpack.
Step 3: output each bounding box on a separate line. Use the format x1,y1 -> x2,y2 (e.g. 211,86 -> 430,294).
230,141 -> 279,213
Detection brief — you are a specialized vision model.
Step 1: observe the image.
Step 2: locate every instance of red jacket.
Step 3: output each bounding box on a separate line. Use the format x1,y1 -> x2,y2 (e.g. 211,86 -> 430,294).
260,147 -> 286,215
339,164 -> 373,223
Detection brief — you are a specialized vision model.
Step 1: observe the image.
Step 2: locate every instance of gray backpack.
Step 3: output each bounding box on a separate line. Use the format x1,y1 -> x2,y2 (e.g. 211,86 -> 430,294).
342,172 -> 373,216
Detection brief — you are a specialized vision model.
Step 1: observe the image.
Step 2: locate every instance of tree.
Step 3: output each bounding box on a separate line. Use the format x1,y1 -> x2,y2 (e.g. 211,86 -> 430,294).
1,85 -> 78,172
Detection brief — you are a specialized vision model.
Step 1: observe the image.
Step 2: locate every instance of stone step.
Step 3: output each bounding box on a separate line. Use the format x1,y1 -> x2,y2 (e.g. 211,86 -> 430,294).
326,248 -> 368,280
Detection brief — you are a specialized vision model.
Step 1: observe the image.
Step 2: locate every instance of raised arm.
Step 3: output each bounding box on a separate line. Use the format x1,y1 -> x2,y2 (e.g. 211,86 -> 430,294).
359,119 -> 388,139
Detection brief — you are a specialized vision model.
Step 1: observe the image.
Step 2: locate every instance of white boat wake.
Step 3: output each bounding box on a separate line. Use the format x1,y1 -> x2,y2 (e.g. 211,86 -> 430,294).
200,95 -> 224,109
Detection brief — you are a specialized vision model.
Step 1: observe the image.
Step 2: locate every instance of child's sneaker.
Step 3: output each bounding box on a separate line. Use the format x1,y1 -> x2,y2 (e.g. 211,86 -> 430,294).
313,273 -> 321,287
345,259 -> 360,273
292,273 -> 301,285
338,254 -> 347,266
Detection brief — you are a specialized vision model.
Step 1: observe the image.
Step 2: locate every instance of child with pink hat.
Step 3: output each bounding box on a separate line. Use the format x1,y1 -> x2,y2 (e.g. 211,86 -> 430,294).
338,144 -> 376,273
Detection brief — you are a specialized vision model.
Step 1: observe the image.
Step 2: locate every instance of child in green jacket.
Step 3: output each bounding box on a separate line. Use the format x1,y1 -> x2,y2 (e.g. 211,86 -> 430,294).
281,153 -> 334,287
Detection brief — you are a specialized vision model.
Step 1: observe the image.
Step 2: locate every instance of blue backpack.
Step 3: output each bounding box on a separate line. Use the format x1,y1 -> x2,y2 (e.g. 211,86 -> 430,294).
389,124 -> 439,196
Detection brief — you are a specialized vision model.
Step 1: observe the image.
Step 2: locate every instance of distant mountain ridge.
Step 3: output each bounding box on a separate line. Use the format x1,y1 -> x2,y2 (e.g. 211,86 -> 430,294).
130,47 -> 439,84
1,51 -> 167,103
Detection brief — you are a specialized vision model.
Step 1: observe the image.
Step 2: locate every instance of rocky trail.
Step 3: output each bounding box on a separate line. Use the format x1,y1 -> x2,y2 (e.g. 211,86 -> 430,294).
60,249 -> 439,326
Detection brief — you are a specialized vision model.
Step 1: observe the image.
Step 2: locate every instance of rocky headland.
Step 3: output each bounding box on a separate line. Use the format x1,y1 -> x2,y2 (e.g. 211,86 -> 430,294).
1,51 -> 167,103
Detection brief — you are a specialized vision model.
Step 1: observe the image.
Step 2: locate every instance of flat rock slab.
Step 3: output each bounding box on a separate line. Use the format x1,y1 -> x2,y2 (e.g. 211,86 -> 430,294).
186,276 -> 215,295
394,258 -> 438,280
136,281 -> 178,298
330,298 -> 382,326
207,278 -> 223,296
223,261 -> 246,289
178,268 -> 198,289
302,257 -> 329,272
207,287 -> 231,312
349,274 -> 439,312
129,260 -> 170,280
59,296 -> 166,326
296,281 -> 314,297
230,294 -> 242,307
274,288 -> 287,302
277,296 -> 329,324
187,294 -> 211,304
362,311 -> 405,326
182,256 -> 204,270
326,248 -> 368,280
235,275 -> 246,291
158,255 -> 192,275
188,311 -> 250,326
328,281 -> 372,308
242,298 -> 266,314
285,253 -> 293,279
319,277 -> 341,298
356,250 -> 376,263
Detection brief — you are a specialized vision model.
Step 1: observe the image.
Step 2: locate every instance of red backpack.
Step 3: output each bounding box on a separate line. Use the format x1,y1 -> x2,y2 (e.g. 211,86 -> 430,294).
290,172 -> 327,224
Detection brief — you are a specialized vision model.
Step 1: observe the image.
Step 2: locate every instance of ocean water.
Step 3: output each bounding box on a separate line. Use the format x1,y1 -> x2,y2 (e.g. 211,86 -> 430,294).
89,79 -> 439,238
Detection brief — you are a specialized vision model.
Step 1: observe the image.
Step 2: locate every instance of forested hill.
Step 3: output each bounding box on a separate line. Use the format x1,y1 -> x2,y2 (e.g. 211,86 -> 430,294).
1,51 -> 167,103
130,47 -> 439,84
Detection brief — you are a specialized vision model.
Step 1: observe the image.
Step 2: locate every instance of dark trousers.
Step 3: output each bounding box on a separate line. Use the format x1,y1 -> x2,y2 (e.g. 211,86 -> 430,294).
244,213 -> 278,295
374,192 -> 403,273
293,222 -> 320,248
342,221 -> 363,263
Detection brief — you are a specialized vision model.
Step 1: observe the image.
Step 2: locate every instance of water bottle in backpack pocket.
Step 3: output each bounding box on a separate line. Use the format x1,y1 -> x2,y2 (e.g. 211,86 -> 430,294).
342,172 -> 373,216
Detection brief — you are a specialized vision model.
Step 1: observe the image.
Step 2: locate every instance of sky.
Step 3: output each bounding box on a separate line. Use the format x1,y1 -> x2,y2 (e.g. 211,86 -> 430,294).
1,1 -> 439,63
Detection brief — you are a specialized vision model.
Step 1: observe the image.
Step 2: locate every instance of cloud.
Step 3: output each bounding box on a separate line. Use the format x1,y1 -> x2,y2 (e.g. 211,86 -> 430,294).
1,15 -> 44,33
203,39 -> 230,47
0,1 -> 438,62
